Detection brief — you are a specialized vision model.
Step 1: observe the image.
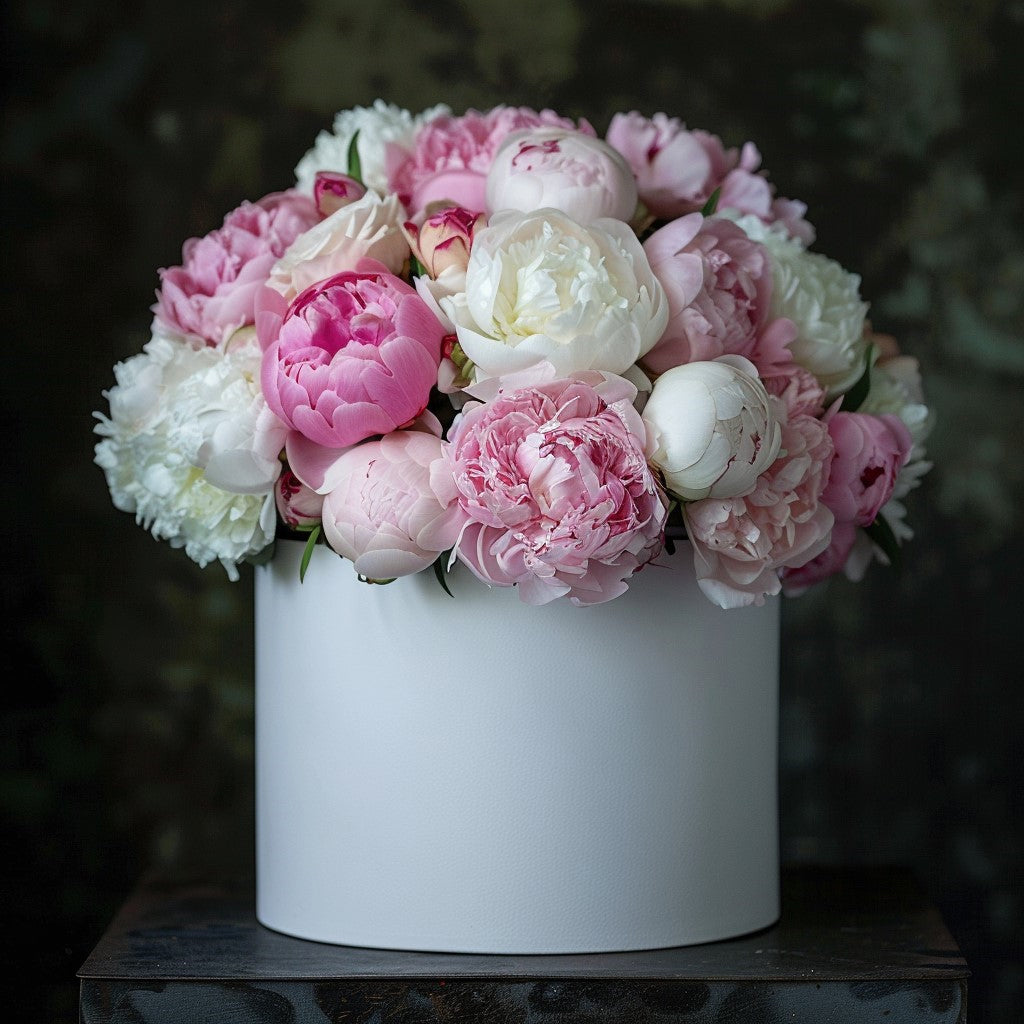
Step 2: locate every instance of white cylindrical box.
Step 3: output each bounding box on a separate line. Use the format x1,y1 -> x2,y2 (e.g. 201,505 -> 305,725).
255,538 -> 779,954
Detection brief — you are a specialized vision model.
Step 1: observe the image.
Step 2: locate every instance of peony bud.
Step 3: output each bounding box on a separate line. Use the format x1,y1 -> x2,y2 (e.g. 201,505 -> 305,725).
313,171 -> 367,217
643,355 -> 782,501
275,468 -> 324,530
404,205 -> 485,279
485,127 -> 638,224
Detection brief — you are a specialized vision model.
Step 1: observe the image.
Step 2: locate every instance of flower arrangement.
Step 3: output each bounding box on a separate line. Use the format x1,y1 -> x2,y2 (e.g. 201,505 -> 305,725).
94,100 -> 933,609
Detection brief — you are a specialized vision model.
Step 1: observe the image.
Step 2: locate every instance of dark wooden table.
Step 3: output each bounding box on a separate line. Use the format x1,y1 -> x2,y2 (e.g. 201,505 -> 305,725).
78,864 -> 968,1023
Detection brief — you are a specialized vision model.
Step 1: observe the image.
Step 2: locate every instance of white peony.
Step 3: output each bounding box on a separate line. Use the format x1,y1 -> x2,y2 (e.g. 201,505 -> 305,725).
642,355 -> 782,501
93,332 -> 285,580
439,208 -> 668,384
728,212 -> 870,396
267,191 -> 409,302
294,100 -> 450,196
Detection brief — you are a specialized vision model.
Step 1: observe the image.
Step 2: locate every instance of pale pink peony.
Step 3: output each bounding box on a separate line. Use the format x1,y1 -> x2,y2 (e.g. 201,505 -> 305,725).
821,411 -> 913,527
275,467 -> 324,530
485,127 -> 638,224
153,190 -> 320,346
441,373 -> 668,606
684,411 -> 836,608
388,105 -> 594,217
641,213 -> 774,374
605,112 -> 716,221
779,521 -> 858,594
321,430 -> 467,581
260,260 -> 445,449
267,191 -> 409,303
606,111 -> 814,242
748,318 -> 826,419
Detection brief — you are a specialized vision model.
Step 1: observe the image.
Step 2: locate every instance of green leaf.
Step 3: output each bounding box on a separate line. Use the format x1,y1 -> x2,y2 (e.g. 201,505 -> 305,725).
840,344 -> 876,413
347,131 -> 362,184
432,556 -> 454,598
299,525 -> 321,583
864,515 -> 902,575
409,253 -> 426,278
700,187 -> 721,217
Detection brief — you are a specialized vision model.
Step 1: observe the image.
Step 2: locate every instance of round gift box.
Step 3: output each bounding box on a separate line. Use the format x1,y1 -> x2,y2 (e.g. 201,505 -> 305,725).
255,538 -> 780,954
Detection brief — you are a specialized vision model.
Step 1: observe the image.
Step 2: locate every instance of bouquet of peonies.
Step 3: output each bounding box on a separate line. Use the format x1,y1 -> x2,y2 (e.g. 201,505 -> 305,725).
95,100 -> 933,608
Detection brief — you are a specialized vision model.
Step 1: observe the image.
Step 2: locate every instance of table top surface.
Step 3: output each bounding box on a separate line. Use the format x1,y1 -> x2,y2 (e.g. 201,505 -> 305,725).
77,864 -> 968,984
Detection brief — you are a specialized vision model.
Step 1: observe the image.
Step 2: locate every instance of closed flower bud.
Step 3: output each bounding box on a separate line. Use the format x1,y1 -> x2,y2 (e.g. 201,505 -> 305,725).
313,171 -> 367,217
405,205 -> 485,278
643,355 -> 782,501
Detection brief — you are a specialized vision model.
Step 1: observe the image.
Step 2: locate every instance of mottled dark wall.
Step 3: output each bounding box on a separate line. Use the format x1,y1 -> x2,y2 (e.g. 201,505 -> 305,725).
2,1 -> 1021,1022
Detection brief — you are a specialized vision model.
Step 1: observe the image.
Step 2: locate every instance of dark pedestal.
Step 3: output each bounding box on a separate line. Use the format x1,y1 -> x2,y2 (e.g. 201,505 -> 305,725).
78,865 -> 968,1023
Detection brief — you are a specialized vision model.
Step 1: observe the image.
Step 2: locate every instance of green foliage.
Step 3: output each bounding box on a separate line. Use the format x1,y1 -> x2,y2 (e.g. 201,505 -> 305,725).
347,131 -> 362,183
864,514 -> 902,575
299,526 -> 321,582
432,555 -> 455,597
840,345 -> 876,413
700,187 -> 721,216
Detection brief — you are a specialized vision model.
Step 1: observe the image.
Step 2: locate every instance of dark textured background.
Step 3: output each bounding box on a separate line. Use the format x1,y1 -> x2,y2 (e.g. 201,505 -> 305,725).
2,1 -> 1022,1021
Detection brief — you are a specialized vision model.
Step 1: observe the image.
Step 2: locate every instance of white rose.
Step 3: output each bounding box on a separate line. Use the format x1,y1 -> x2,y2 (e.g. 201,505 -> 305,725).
93,332 -> 282,580
728,212 -> 869,395
440,208 -> 668,383
267,191 -> 410,302
642,355 -> 782,501
294,99 -> 450,196
486,127 -> 638,224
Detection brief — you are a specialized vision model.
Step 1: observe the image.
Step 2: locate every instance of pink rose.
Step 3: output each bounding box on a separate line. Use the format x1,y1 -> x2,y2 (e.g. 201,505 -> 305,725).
684,411 -> 835,608
260,260 -> 445,449
388,105 -> 594,217
485,128 -> 638,224
404,205 -> 485,278
606,111 -> 814,242
153,189 -> 320,346
442,373 -> 668,606
321,430 -> 466,581
275,468 -> 324,530
821,411 -> 913,527
641,214 -> 773,373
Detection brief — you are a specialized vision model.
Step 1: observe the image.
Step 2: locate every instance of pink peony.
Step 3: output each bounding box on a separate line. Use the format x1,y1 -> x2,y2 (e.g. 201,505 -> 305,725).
605,112 -> 716,221
820,411 -> 913,527
388,105 -> 594,217
321,430 -> 466,581
641,213 -> 774,374
485,127 -> 638,224
779,521 -> 858,594
606,111 -> 814,242
260,260 -> 445,449
153,189 -> 320,346
442,373 -> 668,606
684,411 -> 836,608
